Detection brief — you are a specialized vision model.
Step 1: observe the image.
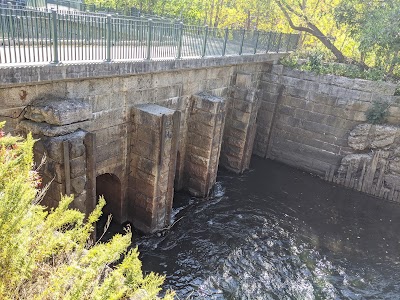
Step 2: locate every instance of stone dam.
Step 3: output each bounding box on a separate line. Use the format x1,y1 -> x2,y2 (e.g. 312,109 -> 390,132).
0,54 -> 399,234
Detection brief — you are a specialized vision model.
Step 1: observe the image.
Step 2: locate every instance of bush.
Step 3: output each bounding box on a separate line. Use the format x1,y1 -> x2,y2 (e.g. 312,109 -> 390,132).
365,101 -> 390,124
280,51 -> 389,82
0,122 -> 174,300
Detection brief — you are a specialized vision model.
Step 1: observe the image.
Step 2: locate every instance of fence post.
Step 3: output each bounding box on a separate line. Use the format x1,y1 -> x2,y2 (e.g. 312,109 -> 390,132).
239,28 -> 245,55
51,9 -> 59,64
176,22 -> 183,59
201,25 -> 208,58
253,30 -> 259,54
106,15 -> 112,62
276,32 -> 282,53
7,3 -> 13,39
146,19 -> 153,60
265,32 -> 272,53
286,34 -> 291,52
222,27 -> 228,56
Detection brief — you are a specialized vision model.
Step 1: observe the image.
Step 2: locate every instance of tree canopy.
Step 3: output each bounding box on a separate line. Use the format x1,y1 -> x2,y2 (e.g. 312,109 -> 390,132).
85,0 -> 400,77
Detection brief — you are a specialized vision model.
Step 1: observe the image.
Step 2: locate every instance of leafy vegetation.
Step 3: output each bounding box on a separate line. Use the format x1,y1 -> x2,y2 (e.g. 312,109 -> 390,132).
85,0 -> 400,81
365,101 -> 391,124
280,51 -> 390,82
0,122 -> 174,300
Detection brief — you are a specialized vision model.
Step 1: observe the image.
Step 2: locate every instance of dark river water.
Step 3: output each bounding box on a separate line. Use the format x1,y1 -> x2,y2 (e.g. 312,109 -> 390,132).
134,157 -> 400,299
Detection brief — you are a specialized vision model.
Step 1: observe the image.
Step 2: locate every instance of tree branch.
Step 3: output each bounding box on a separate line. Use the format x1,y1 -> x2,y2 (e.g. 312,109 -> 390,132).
275,0 -> 346,62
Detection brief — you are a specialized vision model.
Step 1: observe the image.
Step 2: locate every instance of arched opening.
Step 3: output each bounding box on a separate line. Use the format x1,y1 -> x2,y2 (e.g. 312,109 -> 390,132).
96,173 -> 122,238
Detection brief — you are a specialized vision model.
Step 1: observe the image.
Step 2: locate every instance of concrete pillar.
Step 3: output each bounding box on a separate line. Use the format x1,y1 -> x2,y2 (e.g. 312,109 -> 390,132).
128,104 -> 180,233
183,93 -> 226,197
220,72 -> 260,173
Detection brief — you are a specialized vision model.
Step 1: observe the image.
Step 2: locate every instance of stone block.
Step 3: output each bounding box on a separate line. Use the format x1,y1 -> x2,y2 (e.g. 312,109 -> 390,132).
285,86 -> 308,99
132,177 -> 156,198
25,98 -> 92,126
271,65 -> 283,75
192,93 -> 225,114
235,72 -> 252,88
92,94 -> 111,113
261,73 -> 280,83
69,139 -> 85,159
131,139 -> 159,161
37,130 -> 87,163
72,191 -> 87,212
44,157 -> 64,183
282,67 -> 304,79
233,99 -> 252,112
71,175 -> 86,194
96,140 -> 123,163
187,132 -> 213,149
259,81 -> 280,94
18,119 -> 91,137
70,156 -> 86,178
89,108 -> 126,132
332,75 -> 354,89
231,108 -> 250,123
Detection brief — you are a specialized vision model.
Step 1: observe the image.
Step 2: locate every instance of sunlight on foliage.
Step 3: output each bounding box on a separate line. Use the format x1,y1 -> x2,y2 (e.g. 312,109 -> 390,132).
0,122 -> 174,300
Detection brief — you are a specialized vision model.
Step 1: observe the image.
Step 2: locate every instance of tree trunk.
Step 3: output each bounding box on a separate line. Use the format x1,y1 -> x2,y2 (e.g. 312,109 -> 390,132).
275,0 -> 347,63
306,22 -> 346,62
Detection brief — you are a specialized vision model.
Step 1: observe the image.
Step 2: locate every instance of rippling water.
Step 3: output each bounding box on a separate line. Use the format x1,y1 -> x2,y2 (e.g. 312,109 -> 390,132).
135,157 -> 400,299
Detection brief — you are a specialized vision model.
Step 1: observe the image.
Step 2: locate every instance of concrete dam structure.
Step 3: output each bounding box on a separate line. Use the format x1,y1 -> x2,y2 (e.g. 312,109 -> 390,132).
0,54 -> 280,233
1,54 -> 399,234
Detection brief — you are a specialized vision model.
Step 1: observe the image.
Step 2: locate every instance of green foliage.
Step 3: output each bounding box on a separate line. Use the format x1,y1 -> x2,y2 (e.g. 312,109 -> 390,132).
335,0 -> 400,74
365,101 -> 390,124
301,51 -> 325,73
0,123 -> 174,300
279,54 -> 299,69
281,51 -> 388,82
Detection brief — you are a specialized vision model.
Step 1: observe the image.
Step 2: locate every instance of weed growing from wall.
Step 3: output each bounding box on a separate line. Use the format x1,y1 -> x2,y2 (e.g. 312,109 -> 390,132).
365,101 -> 390,124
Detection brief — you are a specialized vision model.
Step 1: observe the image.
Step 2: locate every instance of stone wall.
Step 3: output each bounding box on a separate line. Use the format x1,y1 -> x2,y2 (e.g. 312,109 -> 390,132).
254,65 -> 399,177
0,54 -> 274,233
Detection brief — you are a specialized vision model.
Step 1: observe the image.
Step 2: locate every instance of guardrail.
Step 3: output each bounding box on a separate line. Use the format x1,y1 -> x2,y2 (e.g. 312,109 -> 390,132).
0,5 -> 299,65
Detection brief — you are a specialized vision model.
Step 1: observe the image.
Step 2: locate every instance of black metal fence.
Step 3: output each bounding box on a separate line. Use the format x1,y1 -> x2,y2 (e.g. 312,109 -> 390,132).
0,3 -> 299,65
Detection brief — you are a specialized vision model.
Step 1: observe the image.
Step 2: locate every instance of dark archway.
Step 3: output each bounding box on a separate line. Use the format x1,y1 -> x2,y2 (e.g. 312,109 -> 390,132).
96,173 -> 122,224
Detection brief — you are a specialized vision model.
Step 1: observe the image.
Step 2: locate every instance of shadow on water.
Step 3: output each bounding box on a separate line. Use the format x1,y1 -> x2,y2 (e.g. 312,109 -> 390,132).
108,157 -> 400,299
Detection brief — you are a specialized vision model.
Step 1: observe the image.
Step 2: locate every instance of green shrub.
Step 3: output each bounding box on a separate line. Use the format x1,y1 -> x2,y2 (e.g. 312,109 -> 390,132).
279,54 -> 299,68
280,51 -> 389,82
365,101 -> 390,124
0,122 -> 174,300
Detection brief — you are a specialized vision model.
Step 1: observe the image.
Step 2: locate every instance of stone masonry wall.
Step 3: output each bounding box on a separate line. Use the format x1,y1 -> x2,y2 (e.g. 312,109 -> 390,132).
220,72 -> 260,173
128,104 -> 180,233
254,65 -> 399,177
0,56 -> 273,232
183,94 -> 226,197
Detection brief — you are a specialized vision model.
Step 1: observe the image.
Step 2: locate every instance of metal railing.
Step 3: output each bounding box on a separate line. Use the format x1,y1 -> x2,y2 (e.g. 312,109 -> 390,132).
0,4 -> 299,65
